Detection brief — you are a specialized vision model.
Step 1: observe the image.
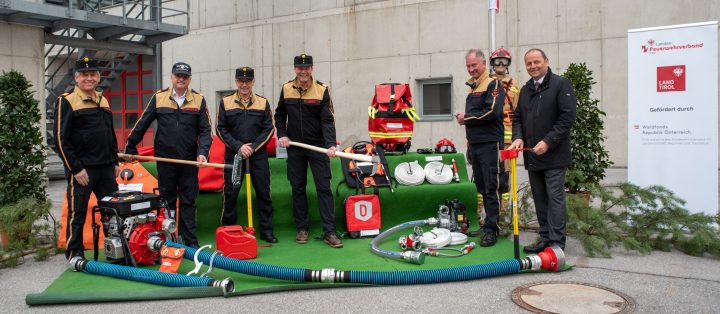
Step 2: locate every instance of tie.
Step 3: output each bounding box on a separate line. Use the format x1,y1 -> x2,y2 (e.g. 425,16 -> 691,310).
534,81 -> 540,90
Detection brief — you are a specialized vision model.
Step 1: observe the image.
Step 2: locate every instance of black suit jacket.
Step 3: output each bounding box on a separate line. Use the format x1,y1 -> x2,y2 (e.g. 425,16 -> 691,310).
512,69 -> 577,171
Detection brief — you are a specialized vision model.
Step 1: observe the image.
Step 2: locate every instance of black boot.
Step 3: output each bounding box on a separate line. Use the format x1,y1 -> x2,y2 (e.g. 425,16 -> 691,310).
260,231 -> 278,243
467,228 -> 483,237
523,240 -> 549,253
480,231 -> 497,247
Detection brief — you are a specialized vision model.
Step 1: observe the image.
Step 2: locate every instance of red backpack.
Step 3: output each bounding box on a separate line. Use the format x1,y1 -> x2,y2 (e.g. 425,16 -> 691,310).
368,83 -> 420,153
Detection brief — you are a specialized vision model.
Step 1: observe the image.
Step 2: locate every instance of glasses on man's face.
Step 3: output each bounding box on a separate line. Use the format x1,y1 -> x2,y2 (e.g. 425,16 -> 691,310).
491,58 -> 510,67
237,80 -> 253,85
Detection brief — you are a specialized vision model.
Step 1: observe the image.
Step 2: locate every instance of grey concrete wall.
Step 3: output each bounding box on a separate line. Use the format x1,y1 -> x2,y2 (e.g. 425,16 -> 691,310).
0,22 -> 46,141
161,0 -> 720,167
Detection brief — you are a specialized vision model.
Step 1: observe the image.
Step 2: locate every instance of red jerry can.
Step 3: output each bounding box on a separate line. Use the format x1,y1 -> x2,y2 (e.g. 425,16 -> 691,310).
216,225 -> 258,260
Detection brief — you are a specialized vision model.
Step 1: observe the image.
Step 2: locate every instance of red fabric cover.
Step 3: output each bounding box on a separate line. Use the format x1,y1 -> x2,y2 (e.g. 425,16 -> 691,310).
197,136 -> 226,191
137,146 -> 154,156
345,194 -> 381,232
201,134 -> 277,190
266,134 -> 277,157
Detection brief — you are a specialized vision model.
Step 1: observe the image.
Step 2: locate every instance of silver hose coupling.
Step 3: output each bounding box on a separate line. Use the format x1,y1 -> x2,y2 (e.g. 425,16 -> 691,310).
162,218 -> 177,234
320,268 -> 337,283
68,256 -> 87,272
147,235 -> 165,252
401,251 -> 426,265
211,277 -> 235,294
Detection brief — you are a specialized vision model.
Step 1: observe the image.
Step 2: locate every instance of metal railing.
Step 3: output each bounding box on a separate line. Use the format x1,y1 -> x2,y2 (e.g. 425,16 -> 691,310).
43,0 -> 189,148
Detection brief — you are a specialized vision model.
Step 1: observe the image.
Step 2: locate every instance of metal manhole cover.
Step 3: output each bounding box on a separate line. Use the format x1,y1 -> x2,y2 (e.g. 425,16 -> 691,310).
511,281 -> 637,314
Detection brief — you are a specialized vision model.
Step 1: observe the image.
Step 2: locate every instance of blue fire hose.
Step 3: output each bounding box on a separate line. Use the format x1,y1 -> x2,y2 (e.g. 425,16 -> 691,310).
69,256 -> 234,293
153,239 -> 563,285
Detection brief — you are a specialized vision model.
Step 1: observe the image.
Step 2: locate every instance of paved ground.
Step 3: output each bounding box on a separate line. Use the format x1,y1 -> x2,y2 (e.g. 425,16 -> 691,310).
2,168 -> 719,313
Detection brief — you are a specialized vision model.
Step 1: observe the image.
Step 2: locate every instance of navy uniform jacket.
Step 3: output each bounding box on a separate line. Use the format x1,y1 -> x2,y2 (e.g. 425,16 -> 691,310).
54,86 -> 118,174
125,88 -> 212,160
274,78 -> 336,148
463,70 -> 506,144
512,69 -> 577,171
216,92 -> 275,154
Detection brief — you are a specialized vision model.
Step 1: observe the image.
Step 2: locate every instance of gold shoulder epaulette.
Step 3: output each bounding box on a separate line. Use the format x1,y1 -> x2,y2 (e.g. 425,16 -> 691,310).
156,88 -> 168,94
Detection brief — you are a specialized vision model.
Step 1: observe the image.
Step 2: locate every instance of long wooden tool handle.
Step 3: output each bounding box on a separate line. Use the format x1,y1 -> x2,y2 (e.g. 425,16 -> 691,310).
288,141 -> 374,163
118,153 -> 228,169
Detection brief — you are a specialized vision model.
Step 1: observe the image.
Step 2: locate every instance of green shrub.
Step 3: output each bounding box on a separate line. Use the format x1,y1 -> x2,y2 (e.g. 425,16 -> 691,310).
0,70 -> 47,205
562,63 -> 613,193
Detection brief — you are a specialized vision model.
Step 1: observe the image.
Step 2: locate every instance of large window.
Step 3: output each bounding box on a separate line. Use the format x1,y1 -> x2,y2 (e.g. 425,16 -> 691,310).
417,78 -> 453,121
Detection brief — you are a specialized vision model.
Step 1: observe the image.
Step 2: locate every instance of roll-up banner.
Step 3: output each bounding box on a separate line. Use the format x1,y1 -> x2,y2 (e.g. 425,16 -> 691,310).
628,21 -> 718,215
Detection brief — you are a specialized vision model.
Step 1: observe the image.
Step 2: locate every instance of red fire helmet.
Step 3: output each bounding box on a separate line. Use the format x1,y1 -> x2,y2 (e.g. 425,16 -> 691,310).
435,138 -> 457,154
490,47 -> 512,65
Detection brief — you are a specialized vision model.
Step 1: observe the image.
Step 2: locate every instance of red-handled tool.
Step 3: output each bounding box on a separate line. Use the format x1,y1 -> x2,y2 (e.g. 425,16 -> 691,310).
451,158 -> 460,182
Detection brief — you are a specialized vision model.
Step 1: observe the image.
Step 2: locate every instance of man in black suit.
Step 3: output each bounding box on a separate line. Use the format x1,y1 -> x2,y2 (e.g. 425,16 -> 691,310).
509,48 -> 577,252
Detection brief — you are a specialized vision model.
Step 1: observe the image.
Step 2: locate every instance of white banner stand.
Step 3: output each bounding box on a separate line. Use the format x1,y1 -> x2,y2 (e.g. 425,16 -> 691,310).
628,21 -> 718,215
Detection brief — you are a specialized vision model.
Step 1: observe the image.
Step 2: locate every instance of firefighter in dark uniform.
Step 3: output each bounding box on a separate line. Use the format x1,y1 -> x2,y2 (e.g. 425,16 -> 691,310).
124,62 -> 212,249
216,67 -> 277,243
455,49 -> 506,247
275,54 -> 343,248
54,55 -> 119,260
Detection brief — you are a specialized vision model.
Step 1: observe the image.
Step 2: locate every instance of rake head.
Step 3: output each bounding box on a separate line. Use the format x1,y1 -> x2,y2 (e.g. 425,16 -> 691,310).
231,153 -> 243,186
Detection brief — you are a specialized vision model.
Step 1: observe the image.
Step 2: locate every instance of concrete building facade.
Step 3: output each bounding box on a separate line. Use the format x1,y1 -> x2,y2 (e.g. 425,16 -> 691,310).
160,0 -> 720,167
0,21 -> 45,136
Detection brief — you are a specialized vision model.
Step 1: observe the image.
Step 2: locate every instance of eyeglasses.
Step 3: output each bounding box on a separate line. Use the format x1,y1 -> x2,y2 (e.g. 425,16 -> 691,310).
490,58 -> 510,67
237,80 -> 253,85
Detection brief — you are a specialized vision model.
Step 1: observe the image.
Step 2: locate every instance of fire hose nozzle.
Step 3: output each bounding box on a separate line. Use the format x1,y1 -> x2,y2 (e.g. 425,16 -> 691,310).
451,159 -> 460,182
401,251 -> 425,265
519,245 -> 566,272
463,242 -> 477,254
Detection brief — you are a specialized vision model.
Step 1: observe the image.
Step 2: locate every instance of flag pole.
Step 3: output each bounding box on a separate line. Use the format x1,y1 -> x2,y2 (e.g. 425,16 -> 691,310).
488,0 -> 498,73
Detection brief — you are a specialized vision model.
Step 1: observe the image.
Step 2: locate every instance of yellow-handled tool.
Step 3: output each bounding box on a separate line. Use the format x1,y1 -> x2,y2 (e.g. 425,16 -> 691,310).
500,148 -> 528,259
244,157 -> 253,228
510,153 -> 519,259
